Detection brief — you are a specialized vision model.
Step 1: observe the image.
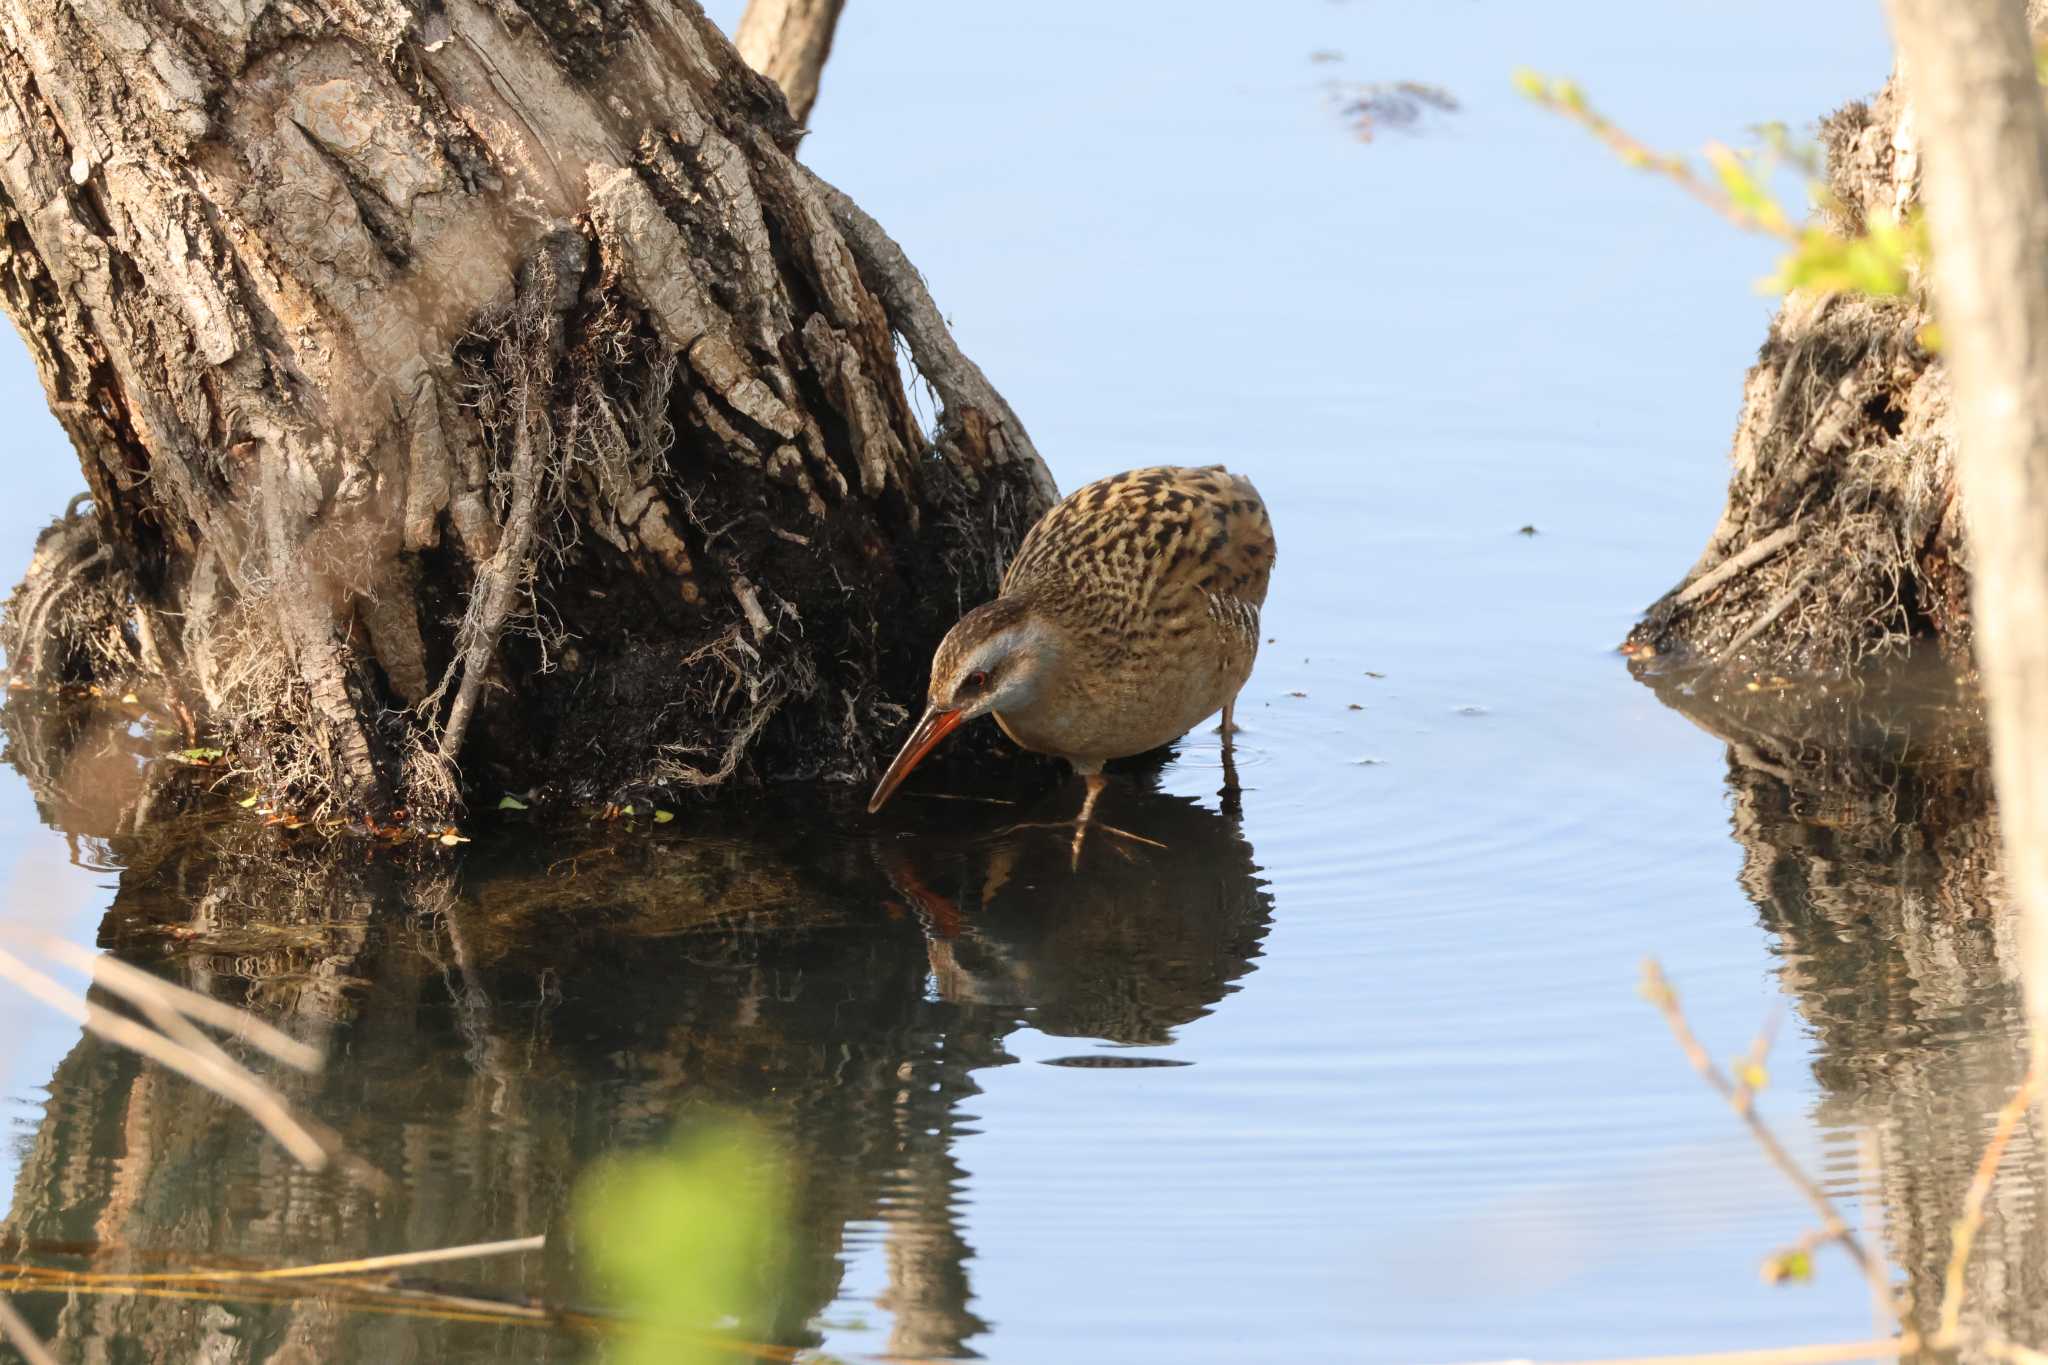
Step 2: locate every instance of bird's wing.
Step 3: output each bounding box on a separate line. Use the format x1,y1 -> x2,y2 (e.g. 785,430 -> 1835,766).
1003,466 -> 1275,657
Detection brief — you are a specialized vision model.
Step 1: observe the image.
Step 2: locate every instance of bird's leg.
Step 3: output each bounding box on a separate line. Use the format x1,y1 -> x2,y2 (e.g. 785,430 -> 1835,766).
1217,698 -> 1244,815
1000,771 -> 1166,869
1069,772 -> 1106,868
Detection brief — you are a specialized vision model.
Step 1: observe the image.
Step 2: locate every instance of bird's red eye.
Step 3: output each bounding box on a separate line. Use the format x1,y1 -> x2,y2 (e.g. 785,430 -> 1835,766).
967,670 -> 989,690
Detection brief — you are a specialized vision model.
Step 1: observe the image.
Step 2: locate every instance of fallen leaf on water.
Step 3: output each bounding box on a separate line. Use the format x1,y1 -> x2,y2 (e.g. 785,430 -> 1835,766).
654,809 -> 674,824
497,794 -> 530,811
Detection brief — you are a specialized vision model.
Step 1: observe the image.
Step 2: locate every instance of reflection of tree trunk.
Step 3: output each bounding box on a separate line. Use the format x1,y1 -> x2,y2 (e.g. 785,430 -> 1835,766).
1639,662 -> 2047,1355
0,0 -> 1050,820
736,0 -> 848,123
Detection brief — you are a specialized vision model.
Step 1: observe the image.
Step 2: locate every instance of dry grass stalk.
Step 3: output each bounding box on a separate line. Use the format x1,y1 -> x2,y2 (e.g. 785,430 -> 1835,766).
38,937 -> 321,1069
0,941 -> 331,1167
1938,1056 -> 2041,1343
183,1235 -> 546,1284
0,1293 -> 57,1365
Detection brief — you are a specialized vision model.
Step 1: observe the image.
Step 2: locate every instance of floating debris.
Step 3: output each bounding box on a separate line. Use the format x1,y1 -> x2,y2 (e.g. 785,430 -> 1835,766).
1518,524 -> 1539,536
1330,80 -> 1460,142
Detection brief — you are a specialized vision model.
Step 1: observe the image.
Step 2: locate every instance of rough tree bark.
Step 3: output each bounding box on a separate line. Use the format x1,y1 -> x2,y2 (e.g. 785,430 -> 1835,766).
735,0 -> 845,124
1882,0 -> 2048,1092
0,0 -> 1054,822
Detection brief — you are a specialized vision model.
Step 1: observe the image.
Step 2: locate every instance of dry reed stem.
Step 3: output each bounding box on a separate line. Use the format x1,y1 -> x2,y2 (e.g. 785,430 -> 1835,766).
202,1235 -> 546,1283
36,936 -> 321,1069
1639,959 -> 1900,1327
1444,1341 -> 1903,1365
1938,1058 -> 2041,1343
0,1293 -> 56,1365
0,945 -> 330,1167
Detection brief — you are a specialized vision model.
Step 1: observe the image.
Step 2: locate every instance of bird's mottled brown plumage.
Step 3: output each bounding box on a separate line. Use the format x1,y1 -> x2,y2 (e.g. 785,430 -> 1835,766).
869,465 -> 1275,820
990,464 -> 1274,764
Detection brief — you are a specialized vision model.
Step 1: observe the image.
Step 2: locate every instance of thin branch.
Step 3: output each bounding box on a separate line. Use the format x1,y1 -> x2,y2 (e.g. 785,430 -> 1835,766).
1514,72 -> 1797,241
0,1293 -> 57,1365
1639,959 -> 1901,1330
1675,524 -> 1802,607
1713,566 -> 1818,669
1938,1059 -> 2040,1343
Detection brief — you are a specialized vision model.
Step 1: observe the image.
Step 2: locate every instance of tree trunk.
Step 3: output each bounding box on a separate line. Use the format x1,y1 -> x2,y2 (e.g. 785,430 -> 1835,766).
735,0 -> 846,124
1882,0 -> 2048,1092
0,0 -> 1054,822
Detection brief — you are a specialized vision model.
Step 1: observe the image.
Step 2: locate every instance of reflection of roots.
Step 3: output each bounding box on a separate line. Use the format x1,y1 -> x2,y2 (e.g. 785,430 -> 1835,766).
0,497 -> 140,687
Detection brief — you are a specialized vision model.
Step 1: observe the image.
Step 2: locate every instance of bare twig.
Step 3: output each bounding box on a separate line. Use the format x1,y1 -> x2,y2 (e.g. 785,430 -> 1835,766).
1713,566 -> 1818,668
1514,73 -> 1797,241
1938,1059 -> 2040,1343
1639,960 -> 1901,1328
0,1293 -> 57,1365
1675,524 -> 1802,607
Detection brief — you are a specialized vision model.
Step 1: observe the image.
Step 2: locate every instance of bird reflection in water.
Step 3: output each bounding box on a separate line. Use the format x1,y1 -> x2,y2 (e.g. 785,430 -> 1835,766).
874,759 -> 1272,1050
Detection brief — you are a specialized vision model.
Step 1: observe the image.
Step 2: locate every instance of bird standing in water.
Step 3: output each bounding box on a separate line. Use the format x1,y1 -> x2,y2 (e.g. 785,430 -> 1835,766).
868,465 -> 1275,860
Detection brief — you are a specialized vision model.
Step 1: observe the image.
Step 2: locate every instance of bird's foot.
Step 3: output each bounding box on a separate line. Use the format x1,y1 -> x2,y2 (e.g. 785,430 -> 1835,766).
998,817 -> 1167,870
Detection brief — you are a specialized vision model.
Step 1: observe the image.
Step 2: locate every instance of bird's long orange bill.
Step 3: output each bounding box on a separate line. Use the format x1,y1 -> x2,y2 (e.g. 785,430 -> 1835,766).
868,705 -> 966,813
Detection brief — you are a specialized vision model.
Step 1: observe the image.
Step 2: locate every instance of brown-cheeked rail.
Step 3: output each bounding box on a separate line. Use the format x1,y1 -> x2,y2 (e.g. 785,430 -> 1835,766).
868,465 -> 1276,863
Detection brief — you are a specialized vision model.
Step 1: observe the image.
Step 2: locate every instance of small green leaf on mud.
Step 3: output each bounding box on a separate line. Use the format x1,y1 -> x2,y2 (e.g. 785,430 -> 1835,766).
180,747 -> 225,762
238,794 -> 260,809
654,809 -> 674,824
497,794 -> 529,811
619,804 -> 636,817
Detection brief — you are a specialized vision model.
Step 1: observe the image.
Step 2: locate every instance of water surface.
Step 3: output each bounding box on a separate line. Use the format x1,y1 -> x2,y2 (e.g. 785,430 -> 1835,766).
5,3 -> 2035,1363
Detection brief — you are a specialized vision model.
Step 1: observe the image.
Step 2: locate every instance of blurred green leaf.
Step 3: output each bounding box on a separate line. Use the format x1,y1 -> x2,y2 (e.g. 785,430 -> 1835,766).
577,1118 -> 790,1365
496,794 -> 529,811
